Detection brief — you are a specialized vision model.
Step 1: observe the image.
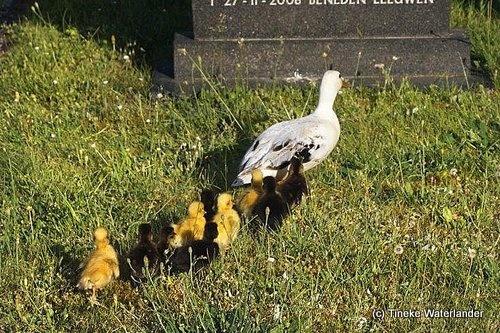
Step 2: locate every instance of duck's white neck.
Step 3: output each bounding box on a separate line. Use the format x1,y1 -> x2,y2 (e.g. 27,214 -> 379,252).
313,84 -> 339,118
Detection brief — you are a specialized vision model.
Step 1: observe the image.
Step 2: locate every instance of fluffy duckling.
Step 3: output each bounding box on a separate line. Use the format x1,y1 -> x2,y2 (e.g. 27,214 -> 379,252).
213,193 -> 240,251
238,169 -> 264,217
128,224 -> 158,282
169,201 -> 206,248
277,157 -> 308,206
157,225 -> 175,263
168,222 -> 220,274
78,227 -> 120,299
252,176 -> 288,231
200,189 -> 217,222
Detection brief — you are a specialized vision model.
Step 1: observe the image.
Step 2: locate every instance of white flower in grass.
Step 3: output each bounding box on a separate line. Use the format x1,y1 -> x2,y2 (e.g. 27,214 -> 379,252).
52,80 -> 58,85
357,316 -> 367,329
392,56 -> 400,61
468,248 -> 477,259
450,168 -> 458,177
34,46 -> 40,51
50,133 -> 56,138
117,105 -> 123,111
90,143 -> 96,149
146,119 -> 151,123
123,55 -> 130,61
374,63 -> 385,69
156,93 -> 163,99
394,244 -> 404,255
273,305 -> 282,321
267,257 -> 276,263
103,80 -> 109,85
422,244 -> 436,252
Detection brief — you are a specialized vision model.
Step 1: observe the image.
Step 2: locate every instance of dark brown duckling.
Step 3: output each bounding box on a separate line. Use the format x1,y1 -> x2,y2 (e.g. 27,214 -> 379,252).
277,156 -> 308,206
200,189 -> 217,222
156,224 -> 175,263
167,222 -> 220,275
252,176 -> 289,231
128,223 -> 158,282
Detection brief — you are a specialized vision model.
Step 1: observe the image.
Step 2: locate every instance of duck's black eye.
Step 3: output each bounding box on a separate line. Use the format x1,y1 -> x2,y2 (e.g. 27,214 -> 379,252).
339,74 -> 342,79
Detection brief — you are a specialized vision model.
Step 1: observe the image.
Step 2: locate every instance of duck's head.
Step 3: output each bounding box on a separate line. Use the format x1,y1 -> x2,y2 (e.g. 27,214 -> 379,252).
262,176 -> 277,193
200,189 -> 216,210
317,70 -> 346,112
138,223 -> 153,242
188,201 -> 205,218
94,227 -> 109,247
322,70 -> 343,92
217,193 -> 234,212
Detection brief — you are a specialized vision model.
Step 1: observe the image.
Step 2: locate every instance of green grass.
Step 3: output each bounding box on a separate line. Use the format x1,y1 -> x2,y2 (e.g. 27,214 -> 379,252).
0,1 -> 499,332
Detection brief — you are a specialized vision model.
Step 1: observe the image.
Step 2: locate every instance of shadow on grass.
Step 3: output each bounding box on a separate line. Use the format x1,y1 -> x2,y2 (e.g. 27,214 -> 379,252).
198,139 -> 253,191
50,244 -> 82,287
8,0 -> 193,69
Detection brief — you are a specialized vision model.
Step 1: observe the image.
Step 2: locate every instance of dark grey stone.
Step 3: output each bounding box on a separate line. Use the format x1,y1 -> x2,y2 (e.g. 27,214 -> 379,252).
155,0 -> 482,93
155,30 -> 480,94
193,0 -> 451,39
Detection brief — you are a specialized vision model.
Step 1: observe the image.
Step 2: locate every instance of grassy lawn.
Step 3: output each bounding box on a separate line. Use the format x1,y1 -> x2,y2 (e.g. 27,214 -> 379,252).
0,0 -> 499,332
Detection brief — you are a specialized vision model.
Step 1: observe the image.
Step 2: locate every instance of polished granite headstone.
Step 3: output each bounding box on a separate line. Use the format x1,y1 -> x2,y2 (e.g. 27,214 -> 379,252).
156,0 -> 477,93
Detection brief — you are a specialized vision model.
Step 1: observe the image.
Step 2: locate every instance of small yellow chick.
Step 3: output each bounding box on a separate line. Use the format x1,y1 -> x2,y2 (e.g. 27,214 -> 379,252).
238,169 -> 263,217
169,201 -> 206,248
78,227 -> 119,299
214,193 -> 241,251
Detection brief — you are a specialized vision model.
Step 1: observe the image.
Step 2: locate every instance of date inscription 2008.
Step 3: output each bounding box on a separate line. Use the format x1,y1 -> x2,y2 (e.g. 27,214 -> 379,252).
210,0 -> 435,6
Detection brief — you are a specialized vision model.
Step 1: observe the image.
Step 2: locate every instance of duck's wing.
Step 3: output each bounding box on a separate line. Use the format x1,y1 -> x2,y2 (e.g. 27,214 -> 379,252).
232,118 -> 328,186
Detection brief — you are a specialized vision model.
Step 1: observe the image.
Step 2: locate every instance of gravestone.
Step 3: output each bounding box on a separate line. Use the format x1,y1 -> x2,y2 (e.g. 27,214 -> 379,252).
156,0 -> 477,93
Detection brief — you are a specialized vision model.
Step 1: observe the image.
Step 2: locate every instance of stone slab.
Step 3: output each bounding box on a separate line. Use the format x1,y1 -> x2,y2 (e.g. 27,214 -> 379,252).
174,31 -> 471,79
192,0 -> 451,39
154,69 -> 485,95
154,30 -> 482,93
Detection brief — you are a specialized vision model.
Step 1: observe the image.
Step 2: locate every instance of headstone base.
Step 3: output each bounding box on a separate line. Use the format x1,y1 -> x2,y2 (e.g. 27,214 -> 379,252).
155,30 -> 483,94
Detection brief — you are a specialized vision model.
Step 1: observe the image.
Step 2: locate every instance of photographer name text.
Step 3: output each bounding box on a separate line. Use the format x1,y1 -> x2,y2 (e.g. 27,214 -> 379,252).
372,308 -> 484,320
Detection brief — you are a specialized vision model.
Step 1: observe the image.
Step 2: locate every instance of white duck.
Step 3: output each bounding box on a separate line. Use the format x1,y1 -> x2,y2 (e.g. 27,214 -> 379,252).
232,70 -> 344,187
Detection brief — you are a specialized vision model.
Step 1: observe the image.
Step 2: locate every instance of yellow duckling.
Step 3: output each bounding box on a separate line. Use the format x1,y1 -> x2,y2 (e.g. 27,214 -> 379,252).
238,169 -> 264,217
214,193 -> 240,251
169,201 -> 206,248
78,227 -> 119,299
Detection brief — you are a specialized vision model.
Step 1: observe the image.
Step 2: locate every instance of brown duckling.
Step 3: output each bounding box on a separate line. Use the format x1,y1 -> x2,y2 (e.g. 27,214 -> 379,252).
252,176 -> 289,231
277,156 -> 308,206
